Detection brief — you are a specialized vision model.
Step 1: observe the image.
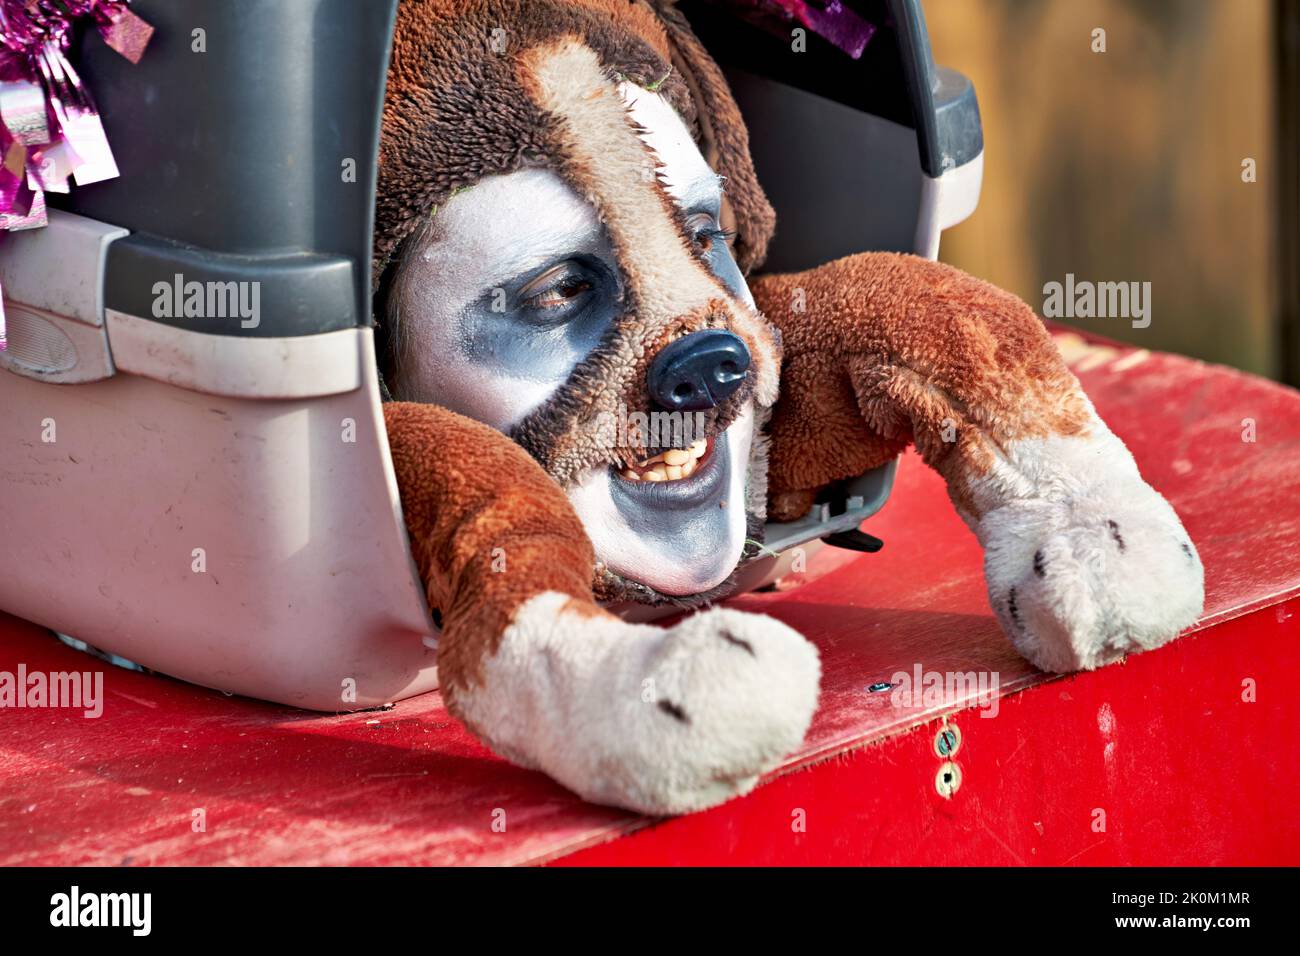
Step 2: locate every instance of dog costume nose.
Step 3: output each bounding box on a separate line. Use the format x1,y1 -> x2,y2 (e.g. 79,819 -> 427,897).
646,329 -> 751,411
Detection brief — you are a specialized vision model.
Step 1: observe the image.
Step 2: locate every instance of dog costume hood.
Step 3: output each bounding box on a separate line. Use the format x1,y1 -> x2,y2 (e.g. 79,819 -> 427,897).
373,0 -> 776,284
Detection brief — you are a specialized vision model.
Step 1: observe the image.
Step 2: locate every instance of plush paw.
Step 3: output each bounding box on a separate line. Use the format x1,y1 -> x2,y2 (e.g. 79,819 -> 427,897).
456,592 -> 821,815
588,605 -> 821,813
979,473 -> 1204,673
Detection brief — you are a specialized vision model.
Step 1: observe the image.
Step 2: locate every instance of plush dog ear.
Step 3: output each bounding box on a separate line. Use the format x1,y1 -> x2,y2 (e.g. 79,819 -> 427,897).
651,1 -> 775,273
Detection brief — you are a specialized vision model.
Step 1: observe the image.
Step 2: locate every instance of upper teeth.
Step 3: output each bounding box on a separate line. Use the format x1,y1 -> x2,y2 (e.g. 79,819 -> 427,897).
620,438 -> 708,482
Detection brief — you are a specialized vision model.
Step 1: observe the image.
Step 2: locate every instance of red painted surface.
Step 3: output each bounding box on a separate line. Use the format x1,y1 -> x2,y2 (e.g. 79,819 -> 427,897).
559,601 -> 1300,865
1,333 -> 1298,865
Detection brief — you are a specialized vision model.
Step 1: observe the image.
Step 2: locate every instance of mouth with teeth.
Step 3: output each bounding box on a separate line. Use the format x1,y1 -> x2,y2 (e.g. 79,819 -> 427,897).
609,426 -> 730,515
574,408 -> 751,599
617,438 -> 712,482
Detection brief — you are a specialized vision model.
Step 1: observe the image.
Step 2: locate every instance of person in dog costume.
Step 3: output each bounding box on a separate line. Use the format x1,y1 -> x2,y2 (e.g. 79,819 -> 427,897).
373,0 -> 1204,814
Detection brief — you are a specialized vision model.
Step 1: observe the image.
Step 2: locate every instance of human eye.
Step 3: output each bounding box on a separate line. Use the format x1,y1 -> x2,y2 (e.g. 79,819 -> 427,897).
514,260 -> 600,322
684,211 -> 734,255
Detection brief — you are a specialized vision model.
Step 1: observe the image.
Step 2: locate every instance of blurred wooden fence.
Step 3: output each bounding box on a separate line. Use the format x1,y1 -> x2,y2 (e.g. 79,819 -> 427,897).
926,0 -> 1278,377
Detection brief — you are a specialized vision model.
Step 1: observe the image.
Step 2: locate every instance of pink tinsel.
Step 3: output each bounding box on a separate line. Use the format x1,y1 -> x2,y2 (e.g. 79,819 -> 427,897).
0,0 -> 152,350
720,1 -> 876,60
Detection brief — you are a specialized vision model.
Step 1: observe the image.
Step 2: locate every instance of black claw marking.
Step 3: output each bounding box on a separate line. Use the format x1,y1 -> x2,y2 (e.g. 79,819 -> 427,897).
1008,587 -> 1023,629
1107,520 -> 1127,553
657,699 -> 690,724
1033,550 -> 1046,578
719,629 -> 756,657
1181,542 -> 1194,560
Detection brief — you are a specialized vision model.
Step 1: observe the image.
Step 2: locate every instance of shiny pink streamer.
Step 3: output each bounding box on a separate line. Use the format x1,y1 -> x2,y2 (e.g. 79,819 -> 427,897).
723,1 -> 876,60
0,0 -> 152,350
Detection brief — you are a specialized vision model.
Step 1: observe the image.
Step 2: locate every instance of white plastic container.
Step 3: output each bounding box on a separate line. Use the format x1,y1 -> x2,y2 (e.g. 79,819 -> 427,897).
0,0 -> 981,710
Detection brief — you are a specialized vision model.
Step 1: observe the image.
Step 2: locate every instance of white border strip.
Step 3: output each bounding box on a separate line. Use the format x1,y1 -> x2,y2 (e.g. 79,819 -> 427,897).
105,309 -> 365,399
914,150 -> 985,260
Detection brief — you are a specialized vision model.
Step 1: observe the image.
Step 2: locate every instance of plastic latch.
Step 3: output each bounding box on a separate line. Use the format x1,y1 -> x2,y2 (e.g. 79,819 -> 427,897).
821,529 -> 885,553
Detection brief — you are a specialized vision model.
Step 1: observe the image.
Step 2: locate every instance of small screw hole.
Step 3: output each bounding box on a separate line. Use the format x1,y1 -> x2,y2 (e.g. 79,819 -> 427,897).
935,760 -> 962,798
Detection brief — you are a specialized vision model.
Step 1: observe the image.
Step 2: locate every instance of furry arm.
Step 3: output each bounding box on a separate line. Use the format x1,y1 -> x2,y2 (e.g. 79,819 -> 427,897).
752,252 -> 1205,672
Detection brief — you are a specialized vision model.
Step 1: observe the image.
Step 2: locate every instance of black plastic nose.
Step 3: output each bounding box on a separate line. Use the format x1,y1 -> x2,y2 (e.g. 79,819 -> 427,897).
646,330 -> 751,411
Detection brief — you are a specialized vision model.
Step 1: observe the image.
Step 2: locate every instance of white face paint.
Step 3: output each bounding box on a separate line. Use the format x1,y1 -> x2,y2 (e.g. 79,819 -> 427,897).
391,89 -> 756,596
391,166 -> 613,430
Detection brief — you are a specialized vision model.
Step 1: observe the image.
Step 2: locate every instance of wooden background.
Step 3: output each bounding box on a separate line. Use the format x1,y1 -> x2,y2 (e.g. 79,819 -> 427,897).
925,0 -> 1278,378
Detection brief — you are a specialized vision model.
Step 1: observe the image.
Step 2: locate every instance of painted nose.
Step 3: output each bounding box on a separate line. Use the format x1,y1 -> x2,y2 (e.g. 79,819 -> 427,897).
646,329 -> 751,412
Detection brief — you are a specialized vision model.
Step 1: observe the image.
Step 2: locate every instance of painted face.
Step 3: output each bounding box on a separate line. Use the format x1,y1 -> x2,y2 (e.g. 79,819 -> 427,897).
388,68 -> 778,600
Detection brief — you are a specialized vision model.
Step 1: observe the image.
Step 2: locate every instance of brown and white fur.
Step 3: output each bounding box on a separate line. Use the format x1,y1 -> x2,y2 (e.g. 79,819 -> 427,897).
376,0 -> 1204,814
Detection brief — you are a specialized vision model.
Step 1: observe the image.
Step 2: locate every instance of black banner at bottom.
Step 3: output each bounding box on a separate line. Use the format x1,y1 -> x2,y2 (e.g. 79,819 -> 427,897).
0,866 -> 1284,942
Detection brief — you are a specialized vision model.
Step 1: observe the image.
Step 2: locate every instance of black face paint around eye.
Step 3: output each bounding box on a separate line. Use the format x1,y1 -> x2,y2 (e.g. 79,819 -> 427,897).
455,253 -> 621,385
